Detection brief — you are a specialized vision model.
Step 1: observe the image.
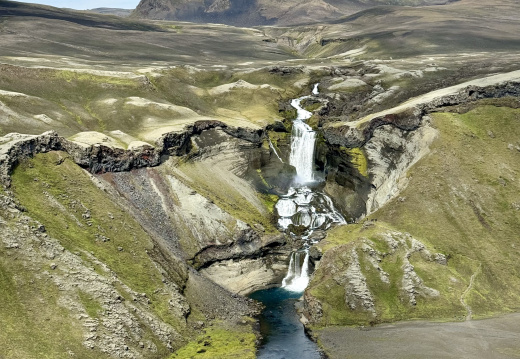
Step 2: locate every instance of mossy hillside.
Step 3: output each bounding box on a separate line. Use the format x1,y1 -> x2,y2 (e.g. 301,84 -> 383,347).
310,223 -> 469,326
0,65 -> 152,136
151,67 -> 310,127
10,152 -> 190,337
308,104 -> 520,326
170,321 -> 257,359
343,147 -> 368,177
267,130 -> 290,152
77,290 -> 103,319
0,245 -> 105,359
0,64 -> 309,140
377,106 -> 520,316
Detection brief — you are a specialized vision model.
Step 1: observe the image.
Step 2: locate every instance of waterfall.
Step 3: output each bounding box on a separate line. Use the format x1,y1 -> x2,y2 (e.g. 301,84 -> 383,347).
282,250 -> 311,292
290,97 -> 312,121
294,252 -> 301,277
278,84 -> 346,294
281,253 -> 295,287
268,138 -> 284,163
289,120 -> 316,184
312,83 -> 319,95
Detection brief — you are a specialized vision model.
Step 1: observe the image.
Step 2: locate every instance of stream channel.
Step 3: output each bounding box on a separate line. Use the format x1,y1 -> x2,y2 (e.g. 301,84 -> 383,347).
249,84 -> 346,359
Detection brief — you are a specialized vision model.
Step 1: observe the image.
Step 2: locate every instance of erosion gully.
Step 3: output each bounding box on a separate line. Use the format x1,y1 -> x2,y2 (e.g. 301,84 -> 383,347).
249,84 -> 345,359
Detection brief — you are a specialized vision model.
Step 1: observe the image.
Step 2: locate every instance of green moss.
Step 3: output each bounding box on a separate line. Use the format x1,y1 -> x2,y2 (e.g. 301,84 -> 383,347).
303,102 -> 322,112
259,193 -> 279,214
84,102 -> 107,132
0,247 -> 107,358
338,105 -> 520,322
171,324 -> 256,359
306,115 -> 320,130
281,109 -> 297,120
161,24 -> 183,32
77,290 -> 103,318
172,161 -> 277,233
256,169 -> 270,188
268,130 -> 290,152
312,104 -> 520,325
344,147 -> 368,177
55,70 -> 138,87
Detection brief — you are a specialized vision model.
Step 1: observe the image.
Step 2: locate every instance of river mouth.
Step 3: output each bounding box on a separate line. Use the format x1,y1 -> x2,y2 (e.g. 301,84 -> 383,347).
249,287 -> 324,359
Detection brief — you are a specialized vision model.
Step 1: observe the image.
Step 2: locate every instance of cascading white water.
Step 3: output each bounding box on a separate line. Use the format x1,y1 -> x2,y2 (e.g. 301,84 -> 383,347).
278,84 -> 346,293
281,251 -> 311,292
290,120 -> 316,184
282,250 -> 311,292
281,253 -> 295,287
312,83 -> 319,95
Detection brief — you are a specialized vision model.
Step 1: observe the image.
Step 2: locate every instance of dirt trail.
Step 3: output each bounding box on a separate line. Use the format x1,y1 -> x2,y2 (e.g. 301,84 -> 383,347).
460,263 -> 482,321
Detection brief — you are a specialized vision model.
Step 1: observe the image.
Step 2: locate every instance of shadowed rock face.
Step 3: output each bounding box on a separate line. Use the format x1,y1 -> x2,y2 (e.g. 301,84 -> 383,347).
132,0 -> 455,26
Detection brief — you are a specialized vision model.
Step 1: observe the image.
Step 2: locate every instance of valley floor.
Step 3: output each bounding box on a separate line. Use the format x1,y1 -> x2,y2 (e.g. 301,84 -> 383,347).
317,313 -> 520,359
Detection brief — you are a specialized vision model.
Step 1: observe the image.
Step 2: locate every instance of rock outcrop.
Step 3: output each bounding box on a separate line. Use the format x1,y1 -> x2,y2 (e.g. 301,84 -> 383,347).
0,120 -> 264,187
322,77 -> 520,149
304,230 -> 447,325
320,75 -> 520,219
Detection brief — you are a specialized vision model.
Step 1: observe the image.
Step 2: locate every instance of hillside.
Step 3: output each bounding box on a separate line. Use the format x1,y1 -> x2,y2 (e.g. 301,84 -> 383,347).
86,8 -> 133,17
132,0 -> 454,26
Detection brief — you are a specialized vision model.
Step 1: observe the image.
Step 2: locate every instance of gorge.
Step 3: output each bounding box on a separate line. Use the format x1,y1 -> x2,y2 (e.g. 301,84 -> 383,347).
1,1 -> 520,358
250,86 -> 345,358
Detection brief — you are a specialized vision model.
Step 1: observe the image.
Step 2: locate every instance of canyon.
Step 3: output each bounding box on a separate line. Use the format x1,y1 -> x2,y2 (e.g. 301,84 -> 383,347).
1,0 -> 520,358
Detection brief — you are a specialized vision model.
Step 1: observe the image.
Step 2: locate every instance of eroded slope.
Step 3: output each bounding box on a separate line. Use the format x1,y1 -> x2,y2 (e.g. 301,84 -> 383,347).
304,103 -> 520,332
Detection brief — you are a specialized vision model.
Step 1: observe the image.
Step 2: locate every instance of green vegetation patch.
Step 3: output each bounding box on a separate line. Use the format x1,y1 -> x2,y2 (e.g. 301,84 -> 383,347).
259,193 -> 279,214
171,323 -> 256,359
345,147 -> 368,177
77,290 -> 103,319
0,246 -> 106,358
170,160 -> 277,233
55,70 -> 139,87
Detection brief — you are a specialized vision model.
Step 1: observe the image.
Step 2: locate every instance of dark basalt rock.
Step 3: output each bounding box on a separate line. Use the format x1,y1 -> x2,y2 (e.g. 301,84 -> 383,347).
191,232 -> 286,269
0,120 -> 266,187
268,66 -> 304,76
322,81 -> 520,149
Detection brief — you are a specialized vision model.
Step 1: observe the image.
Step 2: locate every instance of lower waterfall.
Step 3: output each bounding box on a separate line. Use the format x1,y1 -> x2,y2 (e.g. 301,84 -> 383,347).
281,250 -> 310,292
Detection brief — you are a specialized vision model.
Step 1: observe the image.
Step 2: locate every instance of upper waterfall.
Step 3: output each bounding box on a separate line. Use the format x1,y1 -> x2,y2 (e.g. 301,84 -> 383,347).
290,97 -> 312,121
312,83 -> 319,95
289,121 -> 316,184
289,96 -> 315,184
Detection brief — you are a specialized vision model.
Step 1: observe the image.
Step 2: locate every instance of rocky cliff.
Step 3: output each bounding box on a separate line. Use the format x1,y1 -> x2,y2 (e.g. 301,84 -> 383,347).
0,119 -> 287,357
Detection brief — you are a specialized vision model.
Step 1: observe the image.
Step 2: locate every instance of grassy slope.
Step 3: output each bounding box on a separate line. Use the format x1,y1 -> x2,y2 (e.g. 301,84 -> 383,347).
0,251 -> 95,359
0,65 -> 309,139
308,104 -> 520,327
6,152 -> 186,357
4,151 -> 262,358
170,321 -> 257,359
